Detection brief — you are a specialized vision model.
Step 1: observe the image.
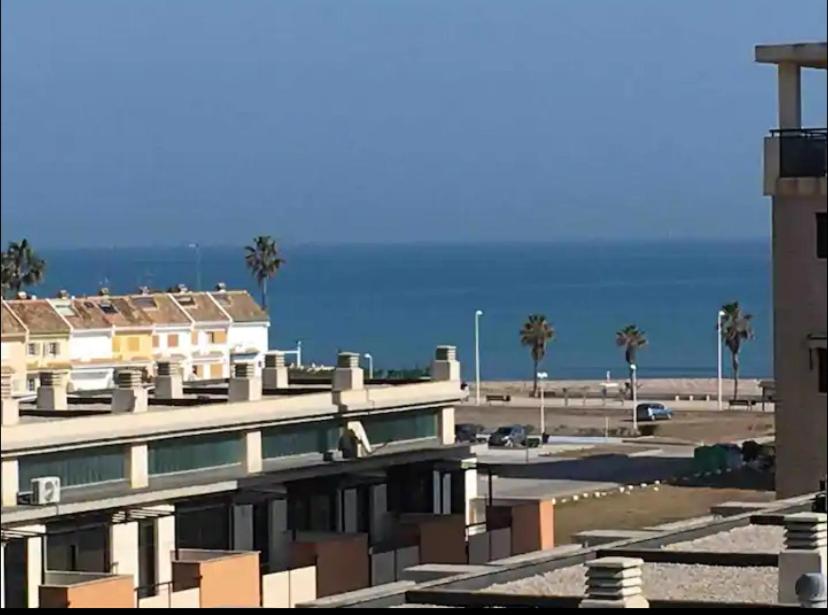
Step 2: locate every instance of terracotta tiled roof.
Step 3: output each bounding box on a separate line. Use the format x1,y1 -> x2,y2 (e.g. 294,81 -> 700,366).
170,292 -> 229,324
129,293 -> 191,326
47,298 -> 111,330
210,290 -> 269,323
79,296 -> 154,329
6,300 -> 70,336
1,301 -> 28,337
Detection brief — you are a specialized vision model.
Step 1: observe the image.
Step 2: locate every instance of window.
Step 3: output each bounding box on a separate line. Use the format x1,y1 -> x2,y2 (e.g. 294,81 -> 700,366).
112,337 -> 121,352
46,524 -> 110,573
133,296 -> 158,310
99,301 -> 118,315
137,520 -> 157,598
819,348 -> 827,394
148,433 -> 241,476
48,342 -> 59,357
18,446 -> 126,491
27,377 -> 37,392
209,363 -> 223,379
818,213 -> 827,260
177,296 -> 196,307
207,330 -> 226,344
191,331 -> 199,345
27,342 -> 39,356
54,304 -> 76,317
128,337 -> 140,352
362,409 -> 438,444
262,422 -> 340,460
168,333 -> 179,348
152,335 -> 159,349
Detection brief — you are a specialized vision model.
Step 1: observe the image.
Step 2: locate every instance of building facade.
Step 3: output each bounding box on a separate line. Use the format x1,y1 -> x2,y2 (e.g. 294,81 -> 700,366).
210,288 -> 270,370
170,291 -> 231,380
5,299 -> 72,393
756,42 -> 827,497
0,301 -> 28,395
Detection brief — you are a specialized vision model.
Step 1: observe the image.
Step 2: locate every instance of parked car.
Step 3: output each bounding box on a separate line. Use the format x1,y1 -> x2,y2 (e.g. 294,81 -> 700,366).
635,402 -> 673,422
488,425 -> 528,448
455,423 -> 484,443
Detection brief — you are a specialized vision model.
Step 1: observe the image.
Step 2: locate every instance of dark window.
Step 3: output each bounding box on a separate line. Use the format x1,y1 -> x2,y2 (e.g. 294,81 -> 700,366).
19,446 -> 126,492
175,504 -> 230,550
46,524 -> 110,573
253,502 -> 271,569
817,213 -> 827,259
4,538 -> 28,608
148,433 -> 241,476
819,348 -> 827,394
261,422 -> 340,459
387,464 -> 434,514
362,409 -> 438,445
137,520 -> 157,599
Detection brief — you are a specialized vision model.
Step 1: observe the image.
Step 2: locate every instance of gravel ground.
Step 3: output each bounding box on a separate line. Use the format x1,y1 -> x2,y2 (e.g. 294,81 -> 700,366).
665,525 -> 785,553
487,563 -> 778,603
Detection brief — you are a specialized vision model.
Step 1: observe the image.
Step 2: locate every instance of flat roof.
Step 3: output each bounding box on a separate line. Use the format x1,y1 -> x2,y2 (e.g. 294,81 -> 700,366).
755,42 -> 827,68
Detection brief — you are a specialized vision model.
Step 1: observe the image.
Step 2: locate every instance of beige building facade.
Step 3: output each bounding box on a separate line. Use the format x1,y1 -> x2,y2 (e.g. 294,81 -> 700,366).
756,42 -> 827,497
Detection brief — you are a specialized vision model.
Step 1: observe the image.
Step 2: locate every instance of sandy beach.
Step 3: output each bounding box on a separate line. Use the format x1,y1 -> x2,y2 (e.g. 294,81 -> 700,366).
477,377 -> 766,398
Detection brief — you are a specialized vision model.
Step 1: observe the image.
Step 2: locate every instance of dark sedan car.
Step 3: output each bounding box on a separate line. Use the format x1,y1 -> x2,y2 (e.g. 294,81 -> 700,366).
636,402 -> 674,422
455,423 -> 484,443
488,425 -> 528,448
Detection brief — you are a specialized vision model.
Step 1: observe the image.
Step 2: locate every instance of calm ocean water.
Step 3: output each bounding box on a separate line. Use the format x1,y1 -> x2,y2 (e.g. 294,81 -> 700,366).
30,240 -> 771,381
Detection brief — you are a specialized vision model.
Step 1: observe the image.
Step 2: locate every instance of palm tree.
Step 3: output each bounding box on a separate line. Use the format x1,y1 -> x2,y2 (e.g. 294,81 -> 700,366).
720,301 -> 754,400
616,324 -> 647,399
244,235 -> 284,309
520,314 -> 556,397
1,239 -> 46,298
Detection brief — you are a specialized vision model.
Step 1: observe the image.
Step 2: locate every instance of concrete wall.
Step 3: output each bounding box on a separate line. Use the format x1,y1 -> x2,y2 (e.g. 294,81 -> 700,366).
152,326 -> 193,379
408,514 -> 467,565
68,331 -> 111,361
510,500 -> 555,555
773,193 -> 828,497
172,551 -> 260,608
39,574 -> 135,608
291,534 -> 370,598
138,587 -> 201,609
227,323 -> 269,365
262,566 -> 317,608
1,340 -> 27,393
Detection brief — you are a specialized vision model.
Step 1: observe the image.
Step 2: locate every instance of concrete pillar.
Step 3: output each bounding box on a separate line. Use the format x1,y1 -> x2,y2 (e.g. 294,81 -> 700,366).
333,352 -> 364,392
779,513 -> 827,604
262,352 -> 289,389
21,527 -> 44,609
580,557 -> 648,608
431,345 -> 461,381
369,484 -> 389,544
110,521 -> 139,591
441,474 -> 452,515
778,63 -> 802,129
2,459 -> 18,507
462,459 -> 479,526
154,507 -> 176,593
432,470 -> 441,515
439,407 -> 455,445
243,430 -> 263,474
1,366 -> 19,426
233,504 -> 254,551
343,488 -> 359,533
229,362 -> 262,403
112,369 -> 148,413
127,443 -> 149,489
154,360 -> 183,400
268,498 -> 290,571
36,369 -> 68,411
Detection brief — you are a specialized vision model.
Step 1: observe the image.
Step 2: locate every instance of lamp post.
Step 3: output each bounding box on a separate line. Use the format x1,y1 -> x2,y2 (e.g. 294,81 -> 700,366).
717,309 -> 725,411
631,364 -> 638,432
537,372 -> 548,437
364,353 -> 373,379
296,340 -> 302,368
474,309 -> 483,405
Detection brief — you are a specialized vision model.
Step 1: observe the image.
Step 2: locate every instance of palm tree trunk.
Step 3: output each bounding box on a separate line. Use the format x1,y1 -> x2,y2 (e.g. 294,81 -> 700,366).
628,364 -> 634,400
532,357 -> 539,397
261,277 -> 268,310
732,352 -> 740,400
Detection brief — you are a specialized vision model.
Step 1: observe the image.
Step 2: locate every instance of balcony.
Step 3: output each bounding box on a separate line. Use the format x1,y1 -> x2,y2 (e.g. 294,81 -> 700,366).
39,571 -> 135,609
764,128 -> 827,197
170,549 -> 260,608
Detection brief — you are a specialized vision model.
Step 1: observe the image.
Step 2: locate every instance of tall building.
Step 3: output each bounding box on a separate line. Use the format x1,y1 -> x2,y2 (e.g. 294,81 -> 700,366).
756,42 -> 827,497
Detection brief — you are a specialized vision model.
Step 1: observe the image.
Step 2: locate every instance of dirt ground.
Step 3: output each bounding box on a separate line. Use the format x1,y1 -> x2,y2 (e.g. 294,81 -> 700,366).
456,404 -> 774,444
553,477 -> 775,544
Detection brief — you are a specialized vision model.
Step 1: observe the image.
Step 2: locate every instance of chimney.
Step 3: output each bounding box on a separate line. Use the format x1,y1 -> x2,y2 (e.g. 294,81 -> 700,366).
333,352 -> 364,392
778,512 -> 827,604
229,361 -> 262,402
262,351 -> 289,389
155,359 -> 183,400
580,557 -> 649,608
112,369 -> 149,413
214,282 -> 227,292
176,283 -> 189,294
37,369 -> 69,411
138,286 -> 150,295
431,345 -> 461,382
16,291 -> 27,300
1,367 -> 18,426
56,289 -> 69,299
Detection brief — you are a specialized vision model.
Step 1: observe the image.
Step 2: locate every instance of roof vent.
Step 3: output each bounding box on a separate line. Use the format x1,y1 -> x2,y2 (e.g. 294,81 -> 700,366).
98,287 -> 110,296
176,284 -> 189,294
56,289 -> 70,299
138,286 -> 150,295
215,282 -> 227,292
16,291 -> 27,300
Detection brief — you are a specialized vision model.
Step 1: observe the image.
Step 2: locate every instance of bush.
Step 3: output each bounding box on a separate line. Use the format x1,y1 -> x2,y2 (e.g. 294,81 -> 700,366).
742,440 -> 761,462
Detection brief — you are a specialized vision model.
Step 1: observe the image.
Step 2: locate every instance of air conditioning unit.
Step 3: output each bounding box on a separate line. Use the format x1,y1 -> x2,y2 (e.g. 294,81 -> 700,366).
31,477 -> 61,505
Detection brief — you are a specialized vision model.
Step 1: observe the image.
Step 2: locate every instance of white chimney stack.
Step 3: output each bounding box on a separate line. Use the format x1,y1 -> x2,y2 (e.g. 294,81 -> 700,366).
262,351 -> 289,389
431,345 -> 461,382
155,359 -> 183,400
333,352 -> 364,392
37,369 -> 69,411
112,369 -> 149,413
229,361 -> 262,402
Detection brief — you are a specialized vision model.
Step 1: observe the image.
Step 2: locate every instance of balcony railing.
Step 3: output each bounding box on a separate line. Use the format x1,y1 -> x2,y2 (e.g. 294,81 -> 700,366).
772,128 -> 828,178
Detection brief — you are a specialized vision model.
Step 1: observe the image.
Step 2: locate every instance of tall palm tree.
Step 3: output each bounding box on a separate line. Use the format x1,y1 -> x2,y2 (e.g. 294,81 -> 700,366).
1,239 -> 46,298
520,314 -> 556,396
244,235 -> 284,309
616,324 -> 647,399
720,301 -> 754,400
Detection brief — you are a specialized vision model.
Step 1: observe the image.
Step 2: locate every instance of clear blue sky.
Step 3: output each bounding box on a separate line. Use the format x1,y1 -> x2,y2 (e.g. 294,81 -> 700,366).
2,0 -> 826,248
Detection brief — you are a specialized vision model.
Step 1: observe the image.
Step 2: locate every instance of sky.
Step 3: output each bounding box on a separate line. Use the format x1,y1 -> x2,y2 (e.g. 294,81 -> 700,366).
1,0 -> 826,248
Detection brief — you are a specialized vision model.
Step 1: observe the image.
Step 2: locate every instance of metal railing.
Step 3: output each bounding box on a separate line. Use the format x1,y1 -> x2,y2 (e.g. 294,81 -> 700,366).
771,128 -> 828,178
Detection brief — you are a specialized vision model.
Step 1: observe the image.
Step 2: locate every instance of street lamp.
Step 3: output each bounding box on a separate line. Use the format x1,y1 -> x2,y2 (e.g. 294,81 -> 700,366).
537,372 -> 549,437
717,309 -> 726,411
364,353 -> 373,379
631,364 -> 638,432
296,340 -> 303,367
474,310 -> 484,405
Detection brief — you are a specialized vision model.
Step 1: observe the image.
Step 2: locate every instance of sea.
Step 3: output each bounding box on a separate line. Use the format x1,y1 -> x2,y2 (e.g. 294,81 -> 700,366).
27,239 -> 771,382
